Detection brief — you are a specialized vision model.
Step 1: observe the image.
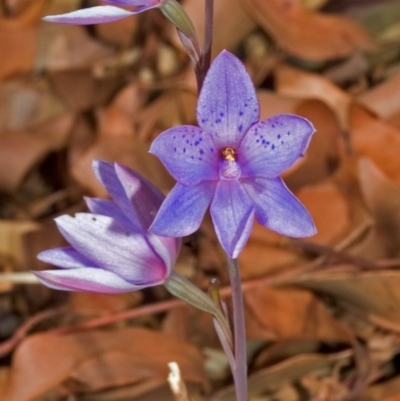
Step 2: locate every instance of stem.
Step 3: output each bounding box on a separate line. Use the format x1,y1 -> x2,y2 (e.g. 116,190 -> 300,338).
203,0 -> 214,76
227,257 -> 248,401
195,0 -> 214,91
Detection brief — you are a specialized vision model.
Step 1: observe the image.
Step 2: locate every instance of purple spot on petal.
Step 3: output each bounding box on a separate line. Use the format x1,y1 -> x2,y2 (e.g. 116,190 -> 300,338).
239,111 -> 243,116
271,144 -> 275,150
199,149 -> 204,155
287,131 -> 291,136
215,119 -> 221,123
238,124 -> 243,132
183,148 -> 186,153
278,134 -> 281,139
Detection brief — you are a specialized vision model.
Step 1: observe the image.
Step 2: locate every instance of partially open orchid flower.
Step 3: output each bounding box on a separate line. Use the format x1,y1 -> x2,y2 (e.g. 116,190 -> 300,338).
43,0 -> 165,25
150,51 -> 317,259
35,161 -> 181,293
43,0 -> 200,64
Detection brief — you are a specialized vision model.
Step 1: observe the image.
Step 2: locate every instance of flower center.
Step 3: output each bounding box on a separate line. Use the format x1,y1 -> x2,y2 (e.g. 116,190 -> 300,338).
219,147 -> 241,180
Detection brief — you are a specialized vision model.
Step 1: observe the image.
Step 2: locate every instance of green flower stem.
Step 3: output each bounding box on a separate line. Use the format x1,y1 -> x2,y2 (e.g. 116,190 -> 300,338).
227,257 -> 248,401
164,271 -> 233,349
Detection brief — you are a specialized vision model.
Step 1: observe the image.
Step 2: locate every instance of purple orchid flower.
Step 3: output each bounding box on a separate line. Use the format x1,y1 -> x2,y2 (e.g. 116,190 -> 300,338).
35,160 -> 181,293
42,0 -> 163,25
149,51 -> 317,258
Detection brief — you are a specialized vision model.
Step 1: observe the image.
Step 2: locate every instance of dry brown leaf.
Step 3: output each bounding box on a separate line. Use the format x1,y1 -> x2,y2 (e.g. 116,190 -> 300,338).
0,368 -> 10,398
0,80 -> 66,131
0,132 -> 52,193
175,0 -> 256,56
350,104 -> 400,185
32,112 -> 76,150
0,219 -> 65,272
275,64 -> 352,131
296,267 -> 400,330
0,112 -> 73,193
4,327 -> 205,401
245,286 -> 351,343
49,70 -> 120,111
212,350 -> 352,401
358,158 -> 400,257
240,0 -> 376,61
96,14 -> 139,47
35,24 -> 114,72
68,292 -> 143,314
297,183 -> 350,245
0,0 -> 45,79
357,71 -> 400,121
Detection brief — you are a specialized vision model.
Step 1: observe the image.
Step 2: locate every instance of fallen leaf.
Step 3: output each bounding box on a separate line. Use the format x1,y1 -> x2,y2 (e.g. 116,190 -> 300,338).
297,182 -> 350,245
245,286 -> 351,343
358,158 -> 400,256
357,70 -> 400,121
350,104 -> 400,185
175,0 -> 256,56
212,350 -> 352,401
296,266 -> 400,330
240,0 -> 376,61
275,63 -> 352,131
4,327 -> 205,401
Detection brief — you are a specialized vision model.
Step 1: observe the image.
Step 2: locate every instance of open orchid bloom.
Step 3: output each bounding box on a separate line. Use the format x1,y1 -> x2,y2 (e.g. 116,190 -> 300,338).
35,161 -> 181,293
150,51 -> 317,258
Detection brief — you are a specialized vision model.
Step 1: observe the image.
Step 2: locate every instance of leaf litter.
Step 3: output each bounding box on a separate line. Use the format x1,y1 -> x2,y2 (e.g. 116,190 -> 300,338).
2,0 -> 400,400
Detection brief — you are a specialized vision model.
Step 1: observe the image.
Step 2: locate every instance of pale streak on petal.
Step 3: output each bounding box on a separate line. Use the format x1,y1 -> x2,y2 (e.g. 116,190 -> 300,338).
34,268 -> 145,294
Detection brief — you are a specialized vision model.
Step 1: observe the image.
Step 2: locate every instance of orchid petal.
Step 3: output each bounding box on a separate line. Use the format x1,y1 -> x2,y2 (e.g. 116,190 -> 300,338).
242,177 -> 316,237
43,6 -> 136,25
115,163 -> 164,230
85,197 -> 138,230
197,51 -> 259,149
150,181 -> 216,237
240,114 -> 315,178
93,160 -> 161,231
210,181 -> 255,258
34,268 -> 145,294
147,234 -> 181,275
55,214 -> 166,282
150,126 -> 218,185
38,247 -> 95,269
